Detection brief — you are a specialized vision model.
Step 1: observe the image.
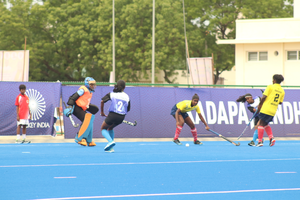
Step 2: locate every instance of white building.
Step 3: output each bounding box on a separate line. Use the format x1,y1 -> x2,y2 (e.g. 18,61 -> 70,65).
217,0 -> 300,86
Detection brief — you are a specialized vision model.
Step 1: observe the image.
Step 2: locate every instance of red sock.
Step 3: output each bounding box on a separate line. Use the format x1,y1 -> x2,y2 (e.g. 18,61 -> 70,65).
191,128 -> 197,141
174,126 -> 183,140
257,126 -> 264,142
264,125 -> 273,139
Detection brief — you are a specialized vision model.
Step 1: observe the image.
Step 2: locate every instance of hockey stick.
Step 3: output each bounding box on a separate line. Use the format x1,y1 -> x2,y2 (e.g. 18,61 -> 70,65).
237,110 -> 258,140
63,102 -> 79,128
123,120 -> 137,126
208,129 -> 240,146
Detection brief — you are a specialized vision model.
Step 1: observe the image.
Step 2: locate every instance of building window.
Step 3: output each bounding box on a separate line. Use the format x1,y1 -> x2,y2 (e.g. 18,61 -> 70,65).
287,51 -> 298,60
259,52 -> 268,61
248,51 -> 268,61
248,52 -> 257,61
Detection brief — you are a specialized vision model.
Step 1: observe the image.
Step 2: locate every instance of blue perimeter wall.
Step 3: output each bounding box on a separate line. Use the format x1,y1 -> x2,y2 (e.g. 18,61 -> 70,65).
1,82 -> 299,138
62,85 -> 300,139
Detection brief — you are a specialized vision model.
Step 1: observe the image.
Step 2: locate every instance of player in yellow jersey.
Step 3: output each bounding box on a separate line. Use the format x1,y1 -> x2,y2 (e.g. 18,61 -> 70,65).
256,74 -> 285,147
170,94 -> 210,145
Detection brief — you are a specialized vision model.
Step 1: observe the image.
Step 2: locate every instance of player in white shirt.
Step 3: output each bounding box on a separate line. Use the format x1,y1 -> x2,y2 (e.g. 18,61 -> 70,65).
100,80 -> 131,152
236,93 -> 261,146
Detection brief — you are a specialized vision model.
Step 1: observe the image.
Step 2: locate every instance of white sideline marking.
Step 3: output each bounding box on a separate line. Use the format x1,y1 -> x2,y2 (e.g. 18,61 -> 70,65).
54,177 -> 77,179
32,188 -> 300,200
1,158 -> 300,168
275,172 -> 297,174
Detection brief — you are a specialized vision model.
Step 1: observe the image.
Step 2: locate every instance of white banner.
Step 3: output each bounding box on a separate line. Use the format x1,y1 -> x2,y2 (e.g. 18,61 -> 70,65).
0,50 -> 29,81
188,57 -> 213,86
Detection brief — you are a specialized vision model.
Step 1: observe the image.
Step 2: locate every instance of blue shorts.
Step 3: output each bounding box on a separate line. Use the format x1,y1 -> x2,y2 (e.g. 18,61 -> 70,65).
170,104 -> 189,119
258,113 -> 274,124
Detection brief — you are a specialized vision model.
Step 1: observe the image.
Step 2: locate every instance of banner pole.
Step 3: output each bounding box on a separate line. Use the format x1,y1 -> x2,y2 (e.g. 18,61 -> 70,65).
23,37 -> 27,82
1,51 -> 3,81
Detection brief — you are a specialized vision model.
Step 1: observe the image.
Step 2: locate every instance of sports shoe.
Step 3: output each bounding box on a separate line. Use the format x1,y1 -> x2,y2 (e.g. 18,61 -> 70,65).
21,139 -> 31,144
256,142 -> 263,147
88,141 -> 96,147
78,139 -> 87,146
15,139 -> 22,144
173,139 -> 182,145
269,138 -> 276,147
248,141 -> 255,146
194,140 -> 203,145
105,148 -> 115,153
104,141 -> 116,151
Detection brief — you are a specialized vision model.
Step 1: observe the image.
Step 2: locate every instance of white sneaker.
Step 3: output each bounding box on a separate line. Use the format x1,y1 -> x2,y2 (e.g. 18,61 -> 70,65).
105,148 -> 115,153
104,141 -> 115,151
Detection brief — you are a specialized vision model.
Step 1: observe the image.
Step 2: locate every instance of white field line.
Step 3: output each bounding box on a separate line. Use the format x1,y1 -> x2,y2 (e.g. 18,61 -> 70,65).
32,188 -> 300,200
1,158 -> 300,168
54,177 -> 77,179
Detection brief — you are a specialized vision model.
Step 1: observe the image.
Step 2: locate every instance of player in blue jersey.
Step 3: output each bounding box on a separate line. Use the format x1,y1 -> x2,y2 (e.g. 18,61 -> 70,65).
236,93 -> 261,146
100,80 -> 131,152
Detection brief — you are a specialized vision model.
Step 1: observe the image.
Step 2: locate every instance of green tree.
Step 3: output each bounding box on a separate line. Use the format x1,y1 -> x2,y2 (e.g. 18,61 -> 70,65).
30,0 -> 104,81
0,0 -> 206,83
0,0 -> 31,50
107,0 -> 187,83
185,0 -> 293,84
0,0 -> 292,83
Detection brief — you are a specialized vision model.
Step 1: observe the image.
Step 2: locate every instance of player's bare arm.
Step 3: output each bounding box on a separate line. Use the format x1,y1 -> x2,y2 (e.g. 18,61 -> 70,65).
100,100 -> 106,117
198,113 -> 209,130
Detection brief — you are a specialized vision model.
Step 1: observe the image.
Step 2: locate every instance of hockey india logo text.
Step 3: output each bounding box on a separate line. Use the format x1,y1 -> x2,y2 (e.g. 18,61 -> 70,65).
25,89 -> 50,128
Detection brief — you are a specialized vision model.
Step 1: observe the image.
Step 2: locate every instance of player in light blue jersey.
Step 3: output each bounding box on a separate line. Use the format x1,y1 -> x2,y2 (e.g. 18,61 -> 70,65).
100,80 -> 131,152
236,93 -> 261,146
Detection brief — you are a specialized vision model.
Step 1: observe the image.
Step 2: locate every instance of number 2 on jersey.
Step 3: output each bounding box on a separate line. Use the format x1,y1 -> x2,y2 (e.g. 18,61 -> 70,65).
117,101 -> 124,112
274,93 -> 279,102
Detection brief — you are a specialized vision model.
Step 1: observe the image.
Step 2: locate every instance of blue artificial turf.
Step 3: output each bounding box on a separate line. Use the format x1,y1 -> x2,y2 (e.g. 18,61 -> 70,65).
0,141 -> 300,200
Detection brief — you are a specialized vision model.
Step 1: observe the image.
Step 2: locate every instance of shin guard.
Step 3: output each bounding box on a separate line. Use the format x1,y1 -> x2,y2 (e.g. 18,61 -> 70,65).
264,125 -> 273,139
252,129 -> 258,142
174,126 -> 183,140
191,128 -> 197,141
75,113 -> 95,144
102,129 -> 113,143
257,126 -> 264,142
108,130 -> 115,141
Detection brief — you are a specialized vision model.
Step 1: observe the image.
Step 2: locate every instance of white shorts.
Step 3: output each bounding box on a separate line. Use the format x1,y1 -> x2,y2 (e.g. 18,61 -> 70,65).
17,119 -> 29,126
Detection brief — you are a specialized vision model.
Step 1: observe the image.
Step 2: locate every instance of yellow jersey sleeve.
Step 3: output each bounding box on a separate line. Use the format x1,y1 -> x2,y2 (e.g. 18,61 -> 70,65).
176,100 -> 201,113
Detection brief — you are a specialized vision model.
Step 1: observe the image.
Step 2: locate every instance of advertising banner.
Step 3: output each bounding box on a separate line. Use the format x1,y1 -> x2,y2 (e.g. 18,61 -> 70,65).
62,86 -> 300,139
0,82 -> 61,135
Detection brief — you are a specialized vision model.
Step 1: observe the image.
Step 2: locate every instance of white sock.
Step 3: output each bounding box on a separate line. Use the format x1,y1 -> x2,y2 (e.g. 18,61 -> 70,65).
17,134 -> 20,140
22,134 -> 26,139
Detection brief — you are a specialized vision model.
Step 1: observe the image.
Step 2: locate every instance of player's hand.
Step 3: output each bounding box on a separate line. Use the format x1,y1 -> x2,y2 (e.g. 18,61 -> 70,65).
205,126 -> 210,130
100,112 -> 107,117
17,116 -> 20,121
63,106 -> 74,117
